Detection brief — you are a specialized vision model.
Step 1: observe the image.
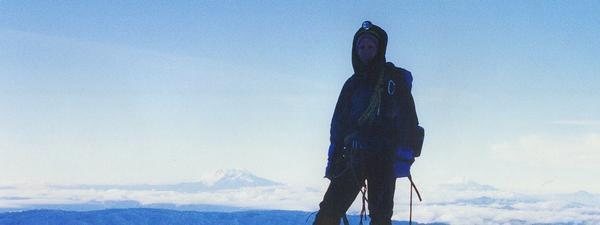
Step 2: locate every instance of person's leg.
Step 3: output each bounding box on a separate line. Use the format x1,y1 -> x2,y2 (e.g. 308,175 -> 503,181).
314,150 -> 366,225
366,151 -> 396,225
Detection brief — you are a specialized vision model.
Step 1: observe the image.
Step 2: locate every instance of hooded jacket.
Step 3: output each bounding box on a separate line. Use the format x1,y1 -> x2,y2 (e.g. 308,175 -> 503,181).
325,23 -> 419,179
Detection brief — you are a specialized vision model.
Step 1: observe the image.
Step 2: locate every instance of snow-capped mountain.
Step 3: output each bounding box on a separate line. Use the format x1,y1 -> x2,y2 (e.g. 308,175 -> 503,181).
199,169 -> 282,189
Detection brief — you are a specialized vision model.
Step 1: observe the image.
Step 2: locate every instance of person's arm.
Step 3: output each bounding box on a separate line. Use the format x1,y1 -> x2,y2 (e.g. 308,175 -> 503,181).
325,76 -> 354,179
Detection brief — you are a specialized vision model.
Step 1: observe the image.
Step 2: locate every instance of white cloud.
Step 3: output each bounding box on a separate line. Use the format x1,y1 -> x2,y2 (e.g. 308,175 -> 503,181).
397,180 -> 600,224
407,203 -> 600,225
2,173 -> 600,224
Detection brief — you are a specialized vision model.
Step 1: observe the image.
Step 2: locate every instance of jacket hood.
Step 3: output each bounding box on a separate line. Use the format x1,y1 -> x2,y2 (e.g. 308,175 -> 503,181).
352,22 -> 388,75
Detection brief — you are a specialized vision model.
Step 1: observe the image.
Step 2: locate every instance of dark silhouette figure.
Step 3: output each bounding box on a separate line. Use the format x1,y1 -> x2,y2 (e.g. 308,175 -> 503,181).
313,21 -> 421,225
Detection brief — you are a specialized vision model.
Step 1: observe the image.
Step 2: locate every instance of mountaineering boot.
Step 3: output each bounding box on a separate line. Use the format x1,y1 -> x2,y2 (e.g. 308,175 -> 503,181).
313,212 -> 340,225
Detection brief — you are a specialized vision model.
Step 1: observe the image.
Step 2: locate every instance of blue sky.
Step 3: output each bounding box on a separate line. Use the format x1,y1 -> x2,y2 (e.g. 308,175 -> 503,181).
1,1 -> 599,192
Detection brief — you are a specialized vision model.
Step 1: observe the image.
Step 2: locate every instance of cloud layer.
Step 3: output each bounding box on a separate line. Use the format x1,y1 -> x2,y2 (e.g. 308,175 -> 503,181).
1,170 -> 599,224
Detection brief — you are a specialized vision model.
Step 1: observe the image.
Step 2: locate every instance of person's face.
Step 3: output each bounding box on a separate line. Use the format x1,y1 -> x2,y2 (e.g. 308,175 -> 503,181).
357,36 -> 378,65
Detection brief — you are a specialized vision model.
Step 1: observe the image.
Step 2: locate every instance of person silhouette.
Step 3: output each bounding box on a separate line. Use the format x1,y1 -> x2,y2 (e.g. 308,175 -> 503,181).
313,21 -> 420,225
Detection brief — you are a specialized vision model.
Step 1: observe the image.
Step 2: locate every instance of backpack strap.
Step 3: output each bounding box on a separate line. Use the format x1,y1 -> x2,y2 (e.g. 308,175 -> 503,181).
409,181 -> 413,225
408,176 -> 422,225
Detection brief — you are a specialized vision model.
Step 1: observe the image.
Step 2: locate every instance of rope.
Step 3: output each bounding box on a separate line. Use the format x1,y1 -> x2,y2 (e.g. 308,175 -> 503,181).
347,144 -> 369,225
359,183 -> 368,225
358,68 -> 386,126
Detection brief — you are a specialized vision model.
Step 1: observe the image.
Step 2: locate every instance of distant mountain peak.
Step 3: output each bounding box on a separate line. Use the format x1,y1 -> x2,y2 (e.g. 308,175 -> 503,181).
200,169 -> 282,189
201,169 -> 251,186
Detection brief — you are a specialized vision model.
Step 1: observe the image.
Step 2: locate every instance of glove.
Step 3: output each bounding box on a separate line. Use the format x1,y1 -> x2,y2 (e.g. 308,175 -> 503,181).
393,146 -> 415,178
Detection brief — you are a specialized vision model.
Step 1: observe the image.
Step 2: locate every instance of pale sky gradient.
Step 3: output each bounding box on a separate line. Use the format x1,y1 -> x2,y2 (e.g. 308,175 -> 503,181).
1,1 -> 599,193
